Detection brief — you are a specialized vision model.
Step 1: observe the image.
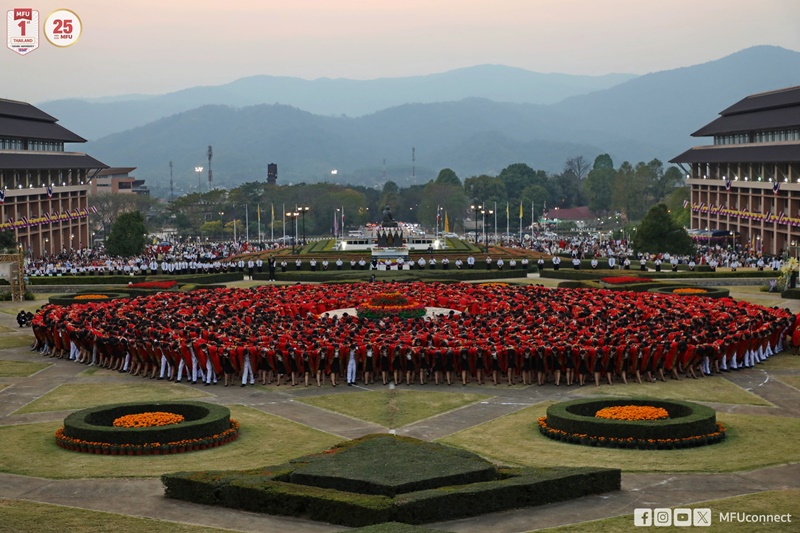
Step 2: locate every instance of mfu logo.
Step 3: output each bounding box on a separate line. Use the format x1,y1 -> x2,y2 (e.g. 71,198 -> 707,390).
634,507 -> 711,527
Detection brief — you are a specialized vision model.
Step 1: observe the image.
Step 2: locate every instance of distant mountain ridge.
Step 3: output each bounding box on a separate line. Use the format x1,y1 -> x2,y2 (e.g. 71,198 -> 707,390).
39,66 -> 635,140
49,45 -> 800,196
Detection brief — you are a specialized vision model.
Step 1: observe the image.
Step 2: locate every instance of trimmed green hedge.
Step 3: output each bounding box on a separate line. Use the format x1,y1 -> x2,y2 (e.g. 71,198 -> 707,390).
29,272 -> 243,286
63,401 -> 231,446
48,292 -> 130,305
254,268 -> 526,283
781,288 -> 800,299
344,522 -> 448,533
647,286 -> 730,298
544,398 -> 718,441
162,434 -> 620,527
288,436 -> 497,497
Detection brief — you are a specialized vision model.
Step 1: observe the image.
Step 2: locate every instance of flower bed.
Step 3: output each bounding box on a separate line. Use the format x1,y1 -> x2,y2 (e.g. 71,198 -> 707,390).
672,287 -> 708,295
56,401 -> 238,455
600,276 -> 652,284
539,398 -> 725,450
595,405 -> 669,421
48,292 -> 130,306
647,286 -> 730,298
356,291 -> 427,320
113,412 -> 185,428
128,280 -> 178,290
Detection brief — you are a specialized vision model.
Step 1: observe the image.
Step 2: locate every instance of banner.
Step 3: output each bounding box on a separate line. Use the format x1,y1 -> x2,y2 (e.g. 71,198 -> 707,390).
690,202 -> 800,227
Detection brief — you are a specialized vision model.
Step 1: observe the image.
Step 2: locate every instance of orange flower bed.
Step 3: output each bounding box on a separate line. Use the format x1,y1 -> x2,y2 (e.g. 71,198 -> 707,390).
595,405 -> 669,421
113,411 -> 185,428
672,288 -> 708,295
74,294 -> 109,300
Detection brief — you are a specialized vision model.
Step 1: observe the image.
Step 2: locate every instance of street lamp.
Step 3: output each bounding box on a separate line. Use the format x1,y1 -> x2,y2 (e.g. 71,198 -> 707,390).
286,211 -> 299,254
298,206 -> 310,246
470,201 -> 482,247
481,208 -> 493,253
195,166 -> 204,193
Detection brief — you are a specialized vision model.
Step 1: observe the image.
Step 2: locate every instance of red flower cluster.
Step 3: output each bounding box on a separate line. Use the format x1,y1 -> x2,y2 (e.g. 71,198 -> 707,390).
128,280 -> 178,289
601,276 -> 652,284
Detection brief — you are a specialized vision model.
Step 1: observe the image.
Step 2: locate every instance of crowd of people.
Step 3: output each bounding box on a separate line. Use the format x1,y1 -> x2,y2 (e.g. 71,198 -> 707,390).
30,282 -> 796,389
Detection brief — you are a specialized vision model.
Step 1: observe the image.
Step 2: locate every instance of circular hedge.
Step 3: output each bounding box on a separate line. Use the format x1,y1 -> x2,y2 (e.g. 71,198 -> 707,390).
647,286 -> 730,298
48,292 -> 130,305
56,401 -> 238,455
540,398 -> 725,449
62,401 -> 231,445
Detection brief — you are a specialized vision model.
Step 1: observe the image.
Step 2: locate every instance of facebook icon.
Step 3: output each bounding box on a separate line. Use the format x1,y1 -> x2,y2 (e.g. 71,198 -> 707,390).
634,508 -> 653,526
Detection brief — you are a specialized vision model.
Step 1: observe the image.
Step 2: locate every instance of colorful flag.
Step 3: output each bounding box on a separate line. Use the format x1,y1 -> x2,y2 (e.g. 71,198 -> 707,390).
257,205 -> 261,225
519,202 -> 523,219
773,181 -> 780,195
46,185 -> 53,198
89,205 -> 98,214
444,212 -> 449,233
0,190 -> 4,204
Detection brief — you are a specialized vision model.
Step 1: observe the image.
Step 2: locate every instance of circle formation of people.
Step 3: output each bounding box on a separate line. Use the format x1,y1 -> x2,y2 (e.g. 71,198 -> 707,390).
33,282 -> 796,388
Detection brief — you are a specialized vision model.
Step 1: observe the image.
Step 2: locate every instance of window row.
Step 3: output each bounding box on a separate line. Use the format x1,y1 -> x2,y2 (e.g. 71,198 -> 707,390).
714,129 -> 800,145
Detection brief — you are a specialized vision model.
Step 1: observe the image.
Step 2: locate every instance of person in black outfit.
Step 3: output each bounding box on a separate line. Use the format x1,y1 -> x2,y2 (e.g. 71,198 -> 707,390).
268,255 -> 276,281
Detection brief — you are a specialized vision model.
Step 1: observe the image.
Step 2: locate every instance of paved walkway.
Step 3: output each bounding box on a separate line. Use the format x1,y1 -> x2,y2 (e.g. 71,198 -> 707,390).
1,283 -> 799,532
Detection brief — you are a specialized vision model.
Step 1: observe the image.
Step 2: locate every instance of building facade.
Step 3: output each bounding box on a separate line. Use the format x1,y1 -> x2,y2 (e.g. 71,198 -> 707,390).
0,98 -> 107,257
88,167 -> 149,196
671,86 -> 800,256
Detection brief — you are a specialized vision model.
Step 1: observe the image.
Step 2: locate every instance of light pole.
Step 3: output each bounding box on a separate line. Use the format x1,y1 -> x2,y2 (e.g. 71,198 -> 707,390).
286,211 -> 299,254
195,166 -> 204,193
470,201 -> 482,247
298,206 -> 310,246
481,208 -> 493,253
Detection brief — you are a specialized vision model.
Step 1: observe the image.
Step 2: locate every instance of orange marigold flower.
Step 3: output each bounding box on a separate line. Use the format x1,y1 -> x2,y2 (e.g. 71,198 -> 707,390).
113,411 -> 185,428
595,405 -> 669,421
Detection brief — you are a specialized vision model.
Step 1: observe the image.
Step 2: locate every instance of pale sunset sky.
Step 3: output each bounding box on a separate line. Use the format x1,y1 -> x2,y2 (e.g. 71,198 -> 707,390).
2,0 -> 799,103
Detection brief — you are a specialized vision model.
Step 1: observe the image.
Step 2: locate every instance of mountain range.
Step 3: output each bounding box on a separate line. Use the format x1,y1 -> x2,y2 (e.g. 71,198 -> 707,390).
37,45 -> 800,196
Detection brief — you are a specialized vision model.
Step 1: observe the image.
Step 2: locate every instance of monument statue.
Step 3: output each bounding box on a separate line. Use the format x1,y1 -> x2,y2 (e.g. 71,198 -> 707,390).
377,205 -> 403,247
381,205 -> 398,228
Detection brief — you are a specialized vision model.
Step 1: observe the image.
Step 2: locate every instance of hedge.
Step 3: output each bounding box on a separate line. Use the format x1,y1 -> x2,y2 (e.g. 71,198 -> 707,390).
162,434 -> 620,527
253,269 -> 527,283
647,286 -> 731,298
544,398 -> 718,441
48,292 -> 130,305
28,272 -> 243,286
62,401 -> 232,446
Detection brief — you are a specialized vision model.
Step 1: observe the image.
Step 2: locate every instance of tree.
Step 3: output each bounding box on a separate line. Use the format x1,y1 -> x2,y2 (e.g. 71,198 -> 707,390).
463,175 -> 507,206
583,154 -> 616,215
498,163 -> 547,201
106,211 -> 147,256
664,186 -> 691,228
435,168 -> 461,186
418,180 -> 467,231
563,155 -> 591,181
0,230 -> 17,250
633,204 -> 695,256
611,161 -> 643,221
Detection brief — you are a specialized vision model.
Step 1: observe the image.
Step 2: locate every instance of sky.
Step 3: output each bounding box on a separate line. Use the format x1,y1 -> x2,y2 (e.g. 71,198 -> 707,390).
2,0 -> 800,103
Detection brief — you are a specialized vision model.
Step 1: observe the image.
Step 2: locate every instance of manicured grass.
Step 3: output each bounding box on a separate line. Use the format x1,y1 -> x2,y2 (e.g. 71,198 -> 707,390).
0,324 -> 16,333
776,376 -> 800,391
0,360 -> 50,377
537,489 -> 800,532
0,405 -> 342,479
760,353 -> 800,370
571,377 -> 772,406
0,499 -> 230,533
297,390 -> 491,429
0,335 -> 35,350
13,383 -> 212,414
346,523 -> 447,533
439,403 -> 800,473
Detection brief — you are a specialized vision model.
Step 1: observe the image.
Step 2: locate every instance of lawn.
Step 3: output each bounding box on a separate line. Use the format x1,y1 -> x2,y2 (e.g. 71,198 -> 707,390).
0,335 -> 35,350
776,375 -> 800,391
571,376 -> 772,406
0,360 -> 51,377
439,402 -> 800,473
13,383 -> 213,414
537,489 -> 800,533
0,499 -> 231,533
759,353 -> 800,371
297,389 -> 491,428
0,405 -> 342,479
